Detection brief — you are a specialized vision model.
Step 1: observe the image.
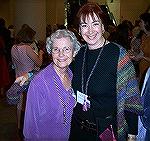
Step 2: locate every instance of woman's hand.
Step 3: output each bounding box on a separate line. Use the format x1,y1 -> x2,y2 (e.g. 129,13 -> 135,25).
15,73 -> 29,86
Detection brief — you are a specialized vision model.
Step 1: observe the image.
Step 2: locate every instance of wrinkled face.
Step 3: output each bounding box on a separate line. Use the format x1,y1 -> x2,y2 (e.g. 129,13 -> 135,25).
79,13 -> 104,48
52,37 -> 75,70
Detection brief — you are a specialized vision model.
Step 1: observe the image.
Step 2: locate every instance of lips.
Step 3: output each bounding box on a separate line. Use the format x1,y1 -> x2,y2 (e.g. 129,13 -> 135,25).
87,34 -> 97,40
58,59 -> 67,62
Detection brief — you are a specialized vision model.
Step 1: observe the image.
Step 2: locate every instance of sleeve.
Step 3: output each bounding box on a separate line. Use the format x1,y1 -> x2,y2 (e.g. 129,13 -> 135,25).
124,50 -> 143,113
125,111 -> 138,135
23,77 -> 42,139
121,48 -> 142,135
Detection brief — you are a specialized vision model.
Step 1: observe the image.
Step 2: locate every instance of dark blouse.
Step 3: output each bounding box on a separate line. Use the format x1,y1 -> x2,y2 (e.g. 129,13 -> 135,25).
71,43 -> 119,122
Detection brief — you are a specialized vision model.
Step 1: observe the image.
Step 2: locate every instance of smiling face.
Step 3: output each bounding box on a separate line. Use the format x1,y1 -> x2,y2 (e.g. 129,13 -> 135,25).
79,13 -> 105,49
52,37 -> 75,71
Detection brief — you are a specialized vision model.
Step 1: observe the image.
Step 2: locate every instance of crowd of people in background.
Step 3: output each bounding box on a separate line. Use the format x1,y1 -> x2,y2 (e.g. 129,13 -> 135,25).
0,2 -> 150,141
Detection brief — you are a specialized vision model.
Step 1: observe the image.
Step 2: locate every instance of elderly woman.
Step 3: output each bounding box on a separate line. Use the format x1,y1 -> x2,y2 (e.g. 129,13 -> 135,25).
23,29 -> 81,140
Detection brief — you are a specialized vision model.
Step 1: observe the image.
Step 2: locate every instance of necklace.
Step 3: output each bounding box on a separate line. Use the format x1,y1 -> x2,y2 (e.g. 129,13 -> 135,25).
53,75 -> 72,125
81,39 -> 106,96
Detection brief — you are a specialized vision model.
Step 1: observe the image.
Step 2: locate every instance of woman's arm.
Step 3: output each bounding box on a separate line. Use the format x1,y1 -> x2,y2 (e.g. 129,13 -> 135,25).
26,45 -> 44,67
125,111 -> 138,141
23,78 -> 41,139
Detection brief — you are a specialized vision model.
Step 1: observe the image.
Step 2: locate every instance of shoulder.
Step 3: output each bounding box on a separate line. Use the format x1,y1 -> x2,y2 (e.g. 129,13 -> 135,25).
77,44 -> 86,53
73,44 -> 86,61
110,42 -> 126,51
110,42 -> 129,58
31,64 -> 53,84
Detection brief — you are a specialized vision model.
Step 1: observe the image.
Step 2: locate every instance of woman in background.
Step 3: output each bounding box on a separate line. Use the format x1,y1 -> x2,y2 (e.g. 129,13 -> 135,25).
11,24 -> 44,136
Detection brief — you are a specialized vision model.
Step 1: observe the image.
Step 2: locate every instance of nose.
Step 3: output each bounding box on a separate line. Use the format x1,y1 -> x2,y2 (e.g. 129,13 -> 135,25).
58,49 -> 65,57
88,25 -> 94,34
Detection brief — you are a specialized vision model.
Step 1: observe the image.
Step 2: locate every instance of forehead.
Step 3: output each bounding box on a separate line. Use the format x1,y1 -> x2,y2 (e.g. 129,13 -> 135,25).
53,37 -> 72,47
80,13 -> 100,23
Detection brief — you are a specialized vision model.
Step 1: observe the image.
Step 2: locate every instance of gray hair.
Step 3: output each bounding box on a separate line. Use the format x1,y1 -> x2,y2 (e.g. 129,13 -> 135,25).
46,29 -> 81,54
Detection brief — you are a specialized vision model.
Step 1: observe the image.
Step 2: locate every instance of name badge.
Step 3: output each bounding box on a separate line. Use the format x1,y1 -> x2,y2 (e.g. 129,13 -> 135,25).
77,91 -> 90,106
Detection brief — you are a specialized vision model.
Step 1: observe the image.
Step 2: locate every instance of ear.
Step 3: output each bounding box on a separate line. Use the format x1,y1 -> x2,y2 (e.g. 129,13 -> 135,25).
79,26 -> 81,34
102,24 -> 105,33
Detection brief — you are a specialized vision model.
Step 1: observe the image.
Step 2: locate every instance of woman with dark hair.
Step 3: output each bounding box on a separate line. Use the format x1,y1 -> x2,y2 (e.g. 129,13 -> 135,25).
129,13 -> 150,83
109,23 -> 131,51
12,25 -> 43,77
69,2 -> 143,141
138,13 -> 150,82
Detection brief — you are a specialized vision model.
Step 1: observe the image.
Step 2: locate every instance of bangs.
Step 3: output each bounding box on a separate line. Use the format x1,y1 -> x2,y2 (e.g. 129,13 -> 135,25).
80,12 -> 100,23
76,2 -> 105,25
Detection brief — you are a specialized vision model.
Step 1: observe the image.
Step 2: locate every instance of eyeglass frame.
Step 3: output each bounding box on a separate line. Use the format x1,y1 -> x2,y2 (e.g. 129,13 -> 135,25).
51,46 -> 73,54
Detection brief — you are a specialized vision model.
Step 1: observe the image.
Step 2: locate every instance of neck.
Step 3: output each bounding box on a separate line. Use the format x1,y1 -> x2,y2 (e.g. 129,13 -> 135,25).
53,64 -> 69,79
88,37 -> 106,50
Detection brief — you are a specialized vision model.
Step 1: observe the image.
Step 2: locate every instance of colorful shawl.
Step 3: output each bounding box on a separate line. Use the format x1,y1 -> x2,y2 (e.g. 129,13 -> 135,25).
116,43 -> 143,140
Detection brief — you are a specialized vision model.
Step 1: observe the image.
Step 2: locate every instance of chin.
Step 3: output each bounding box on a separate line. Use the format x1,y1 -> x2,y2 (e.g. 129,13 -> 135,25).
87,40 -> 97,46
57,63 -> 69,69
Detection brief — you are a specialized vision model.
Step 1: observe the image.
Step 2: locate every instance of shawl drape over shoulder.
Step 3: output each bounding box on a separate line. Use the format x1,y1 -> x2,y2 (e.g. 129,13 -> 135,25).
116,44 -> 143,140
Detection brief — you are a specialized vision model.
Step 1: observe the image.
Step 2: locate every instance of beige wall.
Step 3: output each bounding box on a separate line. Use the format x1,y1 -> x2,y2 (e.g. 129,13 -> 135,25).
14,0 -> 46,41
46,0 -> 64,27
120,0 -> 150,24
0,0 -> 11,27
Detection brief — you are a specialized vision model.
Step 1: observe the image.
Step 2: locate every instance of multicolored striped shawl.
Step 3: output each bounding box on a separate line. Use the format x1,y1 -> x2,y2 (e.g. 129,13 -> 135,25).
116,43 -> 143,141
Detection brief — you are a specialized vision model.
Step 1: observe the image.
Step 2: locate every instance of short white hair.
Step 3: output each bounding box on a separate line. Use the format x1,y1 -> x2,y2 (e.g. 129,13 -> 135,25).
46,29 -> 81,54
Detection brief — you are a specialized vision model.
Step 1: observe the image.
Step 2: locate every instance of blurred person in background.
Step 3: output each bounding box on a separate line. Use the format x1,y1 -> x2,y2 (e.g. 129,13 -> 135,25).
0,35 -> 10,99
11,24 -> 44,138
0,18 -> 12,63
129,13 -> 150,86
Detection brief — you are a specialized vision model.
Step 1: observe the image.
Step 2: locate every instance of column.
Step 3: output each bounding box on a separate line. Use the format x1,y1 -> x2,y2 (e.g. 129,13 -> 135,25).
14,0 -> 46,41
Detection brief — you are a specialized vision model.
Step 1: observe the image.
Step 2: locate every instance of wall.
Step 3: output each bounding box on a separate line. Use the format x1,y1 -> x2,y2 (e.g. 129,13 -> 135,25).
46,0 -> 64,27
120,0 -> 150,24
14,0 -> 46,41
107,0 -> 120,25
0,0 -> 11,27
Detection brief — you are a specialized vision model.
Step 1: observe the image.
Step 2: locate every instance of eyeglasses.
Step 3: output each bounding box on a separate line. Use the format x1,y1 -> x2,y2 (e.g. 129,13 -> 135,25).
52,46 -> 72,54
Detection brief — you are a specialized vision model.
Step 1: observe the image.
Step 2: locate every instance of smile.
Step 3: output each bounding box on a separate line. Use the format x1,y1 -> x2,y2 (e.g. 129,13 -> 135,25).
87,34 -> 96,40
58,59 -> 67,62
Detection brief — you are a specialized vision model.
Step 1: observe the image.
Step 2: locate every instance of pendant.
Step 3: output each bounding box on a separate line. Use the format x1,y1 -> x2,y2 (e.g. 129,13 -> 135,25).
82,96 -> 88,111
82,100 -> 88,111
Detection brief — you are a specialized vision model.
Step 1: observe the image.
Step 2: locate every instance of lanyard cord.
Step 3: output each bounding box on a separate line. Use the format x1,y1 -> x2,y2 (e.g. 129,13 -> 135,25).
81,40 -> 106,95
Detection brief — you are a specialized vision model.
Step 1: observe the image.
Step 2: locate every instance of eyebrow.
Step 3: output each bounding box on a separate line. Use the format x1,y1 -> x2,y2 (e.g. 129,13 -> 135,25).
80,20 -> 100,25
